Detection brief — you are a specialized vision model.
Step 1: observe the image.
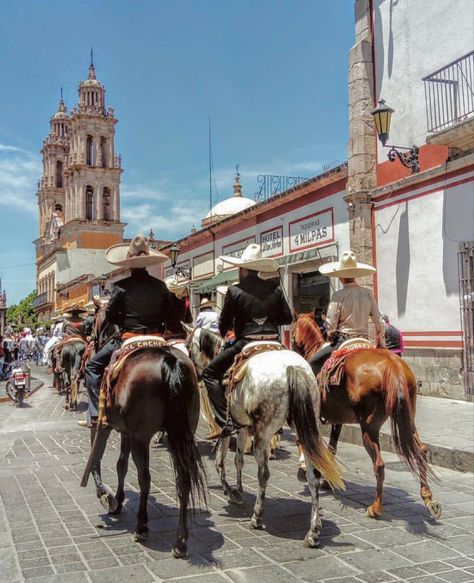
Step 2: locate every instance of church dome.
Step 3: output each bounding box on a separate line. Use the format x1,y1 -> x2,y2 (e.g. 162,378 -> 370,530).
202,169 -> 256,227
52,98 -> 68,120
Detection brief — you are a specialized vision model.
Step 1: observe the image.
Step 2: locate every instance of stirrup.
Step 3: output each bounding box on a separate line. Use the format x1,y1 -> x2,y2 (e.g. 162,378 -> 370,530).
211,419 -> 237,454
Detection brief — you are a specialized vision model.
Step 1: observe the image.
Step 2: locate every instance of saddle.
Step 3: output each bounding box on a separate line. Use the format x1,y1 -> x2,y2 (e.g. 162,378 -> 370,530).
98,335 -> 167,422
226,341 -> 287,394
318,338 -> 372,397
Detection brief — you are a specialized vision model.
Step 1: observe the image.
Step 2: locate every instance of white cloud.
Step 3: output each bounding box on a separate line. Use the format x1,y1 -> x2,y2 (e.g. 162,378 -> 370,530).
0,146 -> 41,213
121,182 -> 170,201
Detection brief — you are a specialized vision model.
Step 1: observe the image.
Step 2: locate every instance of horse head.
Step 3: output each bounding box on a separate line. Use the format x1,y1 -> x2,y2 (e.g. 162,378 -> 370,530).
290,310 -> 325,359
182,324 -> 223,378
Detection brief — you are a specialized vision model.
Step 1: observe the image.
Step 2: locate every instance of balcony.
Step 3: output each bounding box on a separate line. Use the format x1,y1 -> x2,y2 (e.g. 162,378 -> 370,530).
423,51 -> 474,137
32,292 -> 50,309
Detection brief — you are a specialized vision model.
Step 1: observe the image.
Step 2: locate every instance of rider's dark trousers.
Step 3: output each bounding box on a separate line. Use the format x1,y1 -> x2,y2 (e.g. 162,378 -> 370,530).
202,338 -> 249,427
85,338 -> 119,418
309,339 -> 343,376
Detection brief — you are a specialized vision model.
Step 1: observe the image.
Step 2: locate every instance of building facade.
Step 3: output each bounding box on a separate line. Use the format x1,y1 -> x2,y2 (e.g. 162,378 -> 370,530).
33,61 -> 125,320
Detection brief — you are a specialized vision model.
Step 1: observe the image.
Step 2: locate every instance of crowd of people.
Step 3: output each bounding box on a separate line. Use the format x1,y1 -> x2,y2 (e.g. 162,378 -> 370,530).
0,327 -> 50,379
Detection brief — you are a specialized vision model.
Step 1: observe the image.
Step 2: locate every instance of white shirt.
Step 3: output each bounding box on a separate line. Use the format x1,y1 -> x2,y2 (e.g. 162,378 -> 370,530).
195,310 -> 220,332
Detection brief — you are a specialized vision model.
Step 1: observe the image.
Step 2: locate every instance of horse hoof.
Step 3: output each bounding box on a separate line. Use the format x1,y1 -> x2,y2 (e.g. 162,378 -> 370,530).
229,488 -> 243,505
320,479 -> 331,491
297,467 -> 307,483
269,449 -> 276,461
64,403 -> 69,410
427,500 -> 442,519
366,505 -> 382,519
172,545 -> 188,559
108,504 -> 122,516
250,515 -> 263,530
133,530 -> 148,543
303,532 -> 320,548
99,489 -> 118,514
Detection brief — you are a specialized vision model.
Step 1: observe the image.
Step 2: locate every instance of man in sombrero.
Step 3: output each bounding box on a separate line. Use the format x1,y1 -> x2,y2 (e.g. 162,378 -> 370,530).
85,234 -> 172,429
309,250 -> 386,375
202,243 -> 292,433
164,275 -> 193,339
62,303 -> 88,339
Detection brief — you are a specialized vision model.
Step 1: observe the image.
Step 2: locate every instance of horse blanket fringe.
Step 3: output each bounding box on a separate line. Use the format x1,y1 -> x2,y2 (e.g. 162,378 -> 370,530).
318,344 -> 371,398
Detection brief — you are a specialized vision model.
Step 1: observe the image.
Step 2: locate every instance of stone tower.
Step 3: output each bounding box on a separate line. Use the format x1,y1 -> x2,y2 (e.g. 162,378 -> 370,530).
34,59 -> 125,320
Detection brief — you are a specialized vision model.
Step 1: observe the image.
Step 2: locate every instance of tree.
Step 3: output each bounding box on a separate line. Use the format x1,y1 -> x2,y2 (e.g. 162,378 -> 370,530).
6,290 -> 38,331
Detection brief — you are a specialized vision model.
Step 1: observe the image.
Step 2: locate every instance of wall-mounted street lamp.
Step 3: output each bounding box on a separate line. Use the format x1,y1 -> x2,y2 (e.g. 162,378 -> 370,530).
371,99 -> 420,174
169,243 -> 192,280
98,274 -> 111,296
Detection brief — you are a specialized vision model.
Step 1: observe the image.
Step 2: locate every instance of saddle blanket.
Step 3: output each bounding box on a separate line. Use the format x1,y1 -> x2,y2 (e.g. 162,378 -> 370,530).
319,339 -> 372,392
227,341 -> 287,393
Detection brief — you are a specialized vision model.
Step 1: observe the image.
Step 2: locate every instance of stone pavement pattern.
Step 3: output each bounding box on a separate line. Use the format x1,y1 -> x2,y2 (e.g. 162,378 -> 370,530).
0,366 -> 473,583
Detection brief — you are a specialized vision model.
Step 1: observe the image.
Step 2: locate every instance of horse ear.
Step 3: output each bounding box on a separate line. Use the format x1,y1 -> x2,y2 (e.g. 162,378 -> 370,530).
291,308 -> 299,322
311,308 -> 316,320
181,322 -> 194,335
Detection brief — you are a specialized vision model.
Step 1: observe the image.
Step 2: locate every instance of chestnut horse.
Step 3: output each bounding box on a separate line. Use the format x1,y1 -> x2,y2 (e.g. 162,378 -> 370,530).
291,311 -> 441,520
83,346 -> 207,558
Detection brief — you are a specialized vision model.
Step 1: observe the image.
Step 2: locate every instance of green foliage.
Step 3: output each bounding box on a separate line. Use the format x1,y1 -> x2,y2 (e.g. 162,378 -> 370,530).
6,290 -> 39,331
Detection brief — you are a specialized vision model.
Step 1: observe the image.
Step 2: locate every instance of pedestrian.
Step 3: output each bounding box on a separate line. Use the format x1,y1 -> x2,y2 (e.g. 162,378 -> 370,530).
202,243 -> 292,435
0,336 -> 5,380
308,250 -> 386,376
164,276 -> 193,339
194,298 -> 219,332
381,314 -> 404,356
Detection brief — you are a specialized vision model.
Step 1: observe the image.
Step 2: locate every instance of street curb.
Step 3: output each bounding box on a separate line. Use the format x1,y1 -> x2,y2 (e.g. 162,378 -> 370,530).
321,423 -> 473,473
0,380 -> 44,404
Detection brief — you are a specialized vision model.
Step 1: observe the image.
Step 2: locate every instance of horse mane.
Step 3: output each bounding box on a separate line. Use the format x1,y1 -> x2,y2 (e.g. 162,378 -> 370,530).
199,328 -> 221,360
296,313 -> 325,355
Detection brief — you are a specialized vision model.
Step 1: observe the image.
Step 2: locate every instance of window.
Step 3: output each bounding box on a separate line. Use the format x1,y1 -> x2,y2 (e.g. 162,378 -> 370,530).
86,135 -> 94,166
56,160 -> 63,188
102,187 -> 111,220
100,137 -> 107,167
85,185 -> 94,220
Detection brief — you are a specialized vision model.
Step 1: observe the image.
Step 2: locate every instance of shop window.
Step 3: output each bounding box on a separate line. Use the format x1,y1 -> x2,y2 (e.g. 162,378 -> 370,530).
293,271 -> 330,316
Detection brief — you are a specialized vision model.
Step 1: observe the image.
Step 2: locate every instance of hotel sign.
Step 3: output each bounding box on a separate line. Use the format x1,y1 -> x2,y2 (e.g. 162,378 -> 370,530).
260,226 -> 283,258
289,208 -> 334,253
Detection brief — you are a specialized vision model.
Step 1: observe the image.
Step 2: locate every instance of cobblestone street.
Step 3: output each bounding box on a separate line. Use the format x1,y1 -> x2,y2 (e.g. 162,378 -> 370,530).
0,366 -> 473,583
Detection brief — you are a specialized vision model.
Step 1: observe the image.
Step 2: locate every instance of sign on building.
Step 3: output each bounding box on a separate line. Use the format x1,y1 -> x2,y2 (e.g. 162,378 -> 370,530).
192,251 -> 214,279
260,226 -> 283,258
289,208 -> 334,253
220,236 -> 256,270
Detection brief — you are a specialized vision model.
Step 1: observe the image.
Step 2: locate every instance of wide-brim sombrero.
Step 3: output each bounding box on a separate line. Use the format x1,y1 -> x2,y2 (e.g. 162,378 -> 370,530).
319,250 -> 376,278
219,243 -> 279,273
165,276 -> 188,299
63,303 -> 87,315
106,234 -> 168,268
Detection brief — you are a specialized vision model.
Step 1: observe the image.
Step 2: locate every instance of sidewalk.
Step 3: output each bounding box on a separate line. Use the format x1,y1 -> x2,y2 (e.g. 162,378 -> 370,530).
322,395 -> 474,473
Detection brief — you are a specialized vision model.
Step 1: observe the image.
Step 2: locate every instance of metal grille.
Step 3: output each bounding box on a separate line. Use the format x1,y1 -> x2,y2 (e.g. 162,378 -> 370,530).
254,175 -> 309,202
423,51 -> 474,133
458,242 -> 474,401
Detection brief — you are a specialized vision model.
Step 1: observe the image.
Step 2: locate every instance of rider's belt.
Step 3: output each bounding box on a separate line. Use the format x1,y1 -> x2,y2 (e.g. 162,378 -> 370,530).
336,332 -> 368,340
121,328 -> 163,340
244,334 -> 279,340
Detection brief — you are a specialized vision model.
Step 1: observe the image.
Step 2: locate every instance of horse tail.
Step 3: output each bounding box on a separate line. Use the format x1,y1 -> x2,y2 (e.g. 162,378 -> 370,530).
384,356 -> 436,480
161,351 -> 208,513
286,366 -> 344,491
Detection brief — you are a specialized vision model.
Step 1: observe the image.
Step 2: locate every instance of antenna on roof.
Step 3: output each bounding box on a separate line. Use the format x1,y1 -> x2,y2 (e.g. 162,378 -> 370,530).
208,117 -> 213,213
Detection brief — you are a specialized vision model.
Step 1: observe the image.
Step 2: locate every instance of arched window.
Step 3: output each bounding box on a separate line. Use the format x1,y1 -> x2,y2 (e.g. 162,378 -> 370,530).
56,160 -> 63,188
86,135 -> 94,166
85,185 -> 94,220
102,187 -> 111,220
100,137 -> 107,168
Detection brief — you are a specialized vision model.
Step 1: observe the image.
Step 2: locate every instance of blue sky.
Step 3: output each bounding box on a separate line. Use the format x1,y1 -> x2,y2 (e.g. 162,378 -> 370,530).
0,1 -> 353,303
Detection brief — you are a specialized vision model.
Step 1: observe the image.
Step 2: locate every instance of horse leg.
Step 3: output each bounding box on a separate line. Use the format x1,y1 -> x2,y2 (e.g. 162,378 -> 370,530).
173,453 -> 192,559
414,430 -> 442,518
303,456 -> 322,548
89,426 -> 117,513
321,424 -> 342,490
361,422 -> 385,518
110,434 -> 131,515
250,432 -> 270,530
63,372 -> 70,409
229,428 -> 247,505
131,438 -> 150,542
215,434 -> 232,497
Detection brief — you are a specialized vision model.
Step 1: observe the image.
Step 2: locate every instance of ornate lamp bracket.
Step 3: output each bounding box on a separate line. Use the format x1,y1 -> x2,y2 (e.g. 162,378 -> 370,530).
387,145 -> 420,174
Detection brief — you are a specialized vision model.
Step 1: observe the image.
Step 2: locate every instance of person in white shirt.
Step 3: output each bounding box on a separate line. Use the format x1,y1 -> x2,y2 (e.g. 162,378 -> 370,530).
194,298 -> 219,332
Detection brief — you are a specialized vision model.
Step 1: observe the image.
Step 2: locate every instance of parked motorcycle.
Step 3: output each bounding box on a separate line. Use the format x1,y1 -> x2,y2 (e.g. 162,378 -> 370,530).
5,361 -> 31,407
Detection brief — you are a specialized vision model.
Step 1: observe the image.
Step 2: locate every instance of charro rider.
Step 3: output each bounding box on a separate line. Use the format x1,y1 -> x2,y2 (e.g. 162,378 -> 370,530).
202,243 -> 292,434
84,235 -> 172,466
62,304 -> 88,339
309,250 -> 386,376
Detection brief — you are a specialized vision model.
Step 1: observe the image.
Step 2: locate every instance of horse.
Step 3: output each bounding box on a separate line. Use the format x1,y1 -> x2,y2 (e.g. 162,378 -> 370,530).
183,324 -> 344,548
82,343 -> 207,558
60,339 -> 86,411
291,310 -> 441,519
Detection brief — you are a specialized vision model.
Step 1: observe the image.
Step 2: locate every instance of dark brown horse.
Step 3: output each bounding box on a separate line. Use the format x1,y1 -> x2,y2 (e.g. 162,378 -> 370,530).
291,311 -> 441,520
83,345 -> 207,558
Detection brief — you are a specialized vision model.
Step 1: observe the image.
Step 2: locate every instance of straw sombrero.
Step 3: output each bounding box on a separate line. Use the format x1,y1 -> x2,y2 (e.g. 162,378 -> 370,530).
319,250 -> 376,278
216,281 -> 238,296
63,303 -> 87,315
106,234 -> 168,268
165,276 -> 188,299
219,243 -> 279,275
199,297 -> 216,310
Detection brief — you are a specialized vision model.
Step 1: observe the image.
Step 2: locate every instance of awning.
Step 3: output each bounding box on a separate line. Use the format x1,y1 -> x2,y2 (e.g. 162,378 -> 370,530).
191,269 -> 239,295
278,245 -> 337,266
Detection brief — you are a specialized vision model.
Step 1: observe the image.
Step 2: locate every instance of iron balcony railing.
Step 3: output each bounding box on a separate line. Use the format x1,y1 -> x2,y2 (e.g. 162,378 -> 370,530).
254,175 -> 309,202
31,292 -> 49,308
423,51 -> 474,133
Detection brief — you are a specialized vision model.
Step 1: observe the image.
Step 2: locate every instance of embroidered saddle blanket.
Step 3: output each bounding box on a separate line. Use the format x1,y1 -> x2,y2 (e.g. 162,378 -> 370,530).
318,338 -> 372,395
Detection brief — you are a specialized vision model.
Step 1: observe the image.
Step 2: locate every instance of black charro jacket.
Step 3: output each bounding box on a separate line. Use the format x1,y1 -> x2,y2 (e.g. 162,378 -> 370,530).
106,269 -> 175,333
219,271 -> 292,339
